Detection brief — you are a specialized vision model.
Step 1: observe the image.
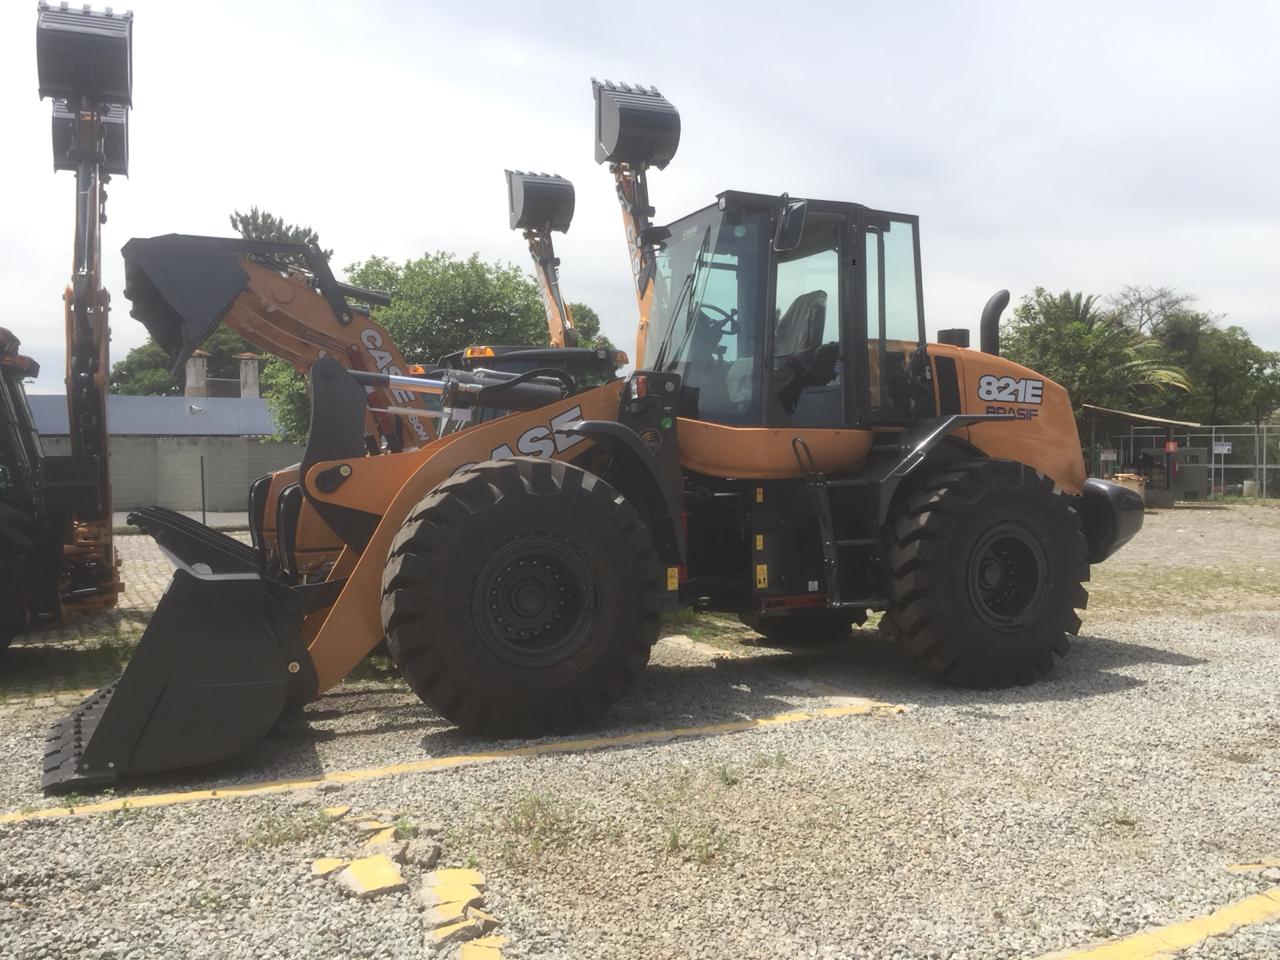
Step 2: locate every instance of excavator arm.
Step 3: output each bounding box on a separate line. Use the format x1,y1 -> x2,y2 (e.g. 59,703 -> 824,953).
505,171 -> 578,348
34,2 -> 135,615
591,80 -> 681,366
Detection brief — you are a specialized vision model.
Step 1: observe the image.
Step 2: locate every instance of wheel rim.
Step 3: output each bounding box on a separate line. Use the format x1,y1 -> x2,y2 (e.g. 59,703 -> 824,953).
472,533 -> 599,667
966,521 -> 1050,631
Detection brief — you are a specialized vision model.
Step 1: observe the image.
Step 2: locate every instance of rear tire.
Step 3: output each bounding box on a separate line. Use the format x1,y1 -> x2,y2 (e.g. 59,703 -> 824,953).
382,457 -> 664,737
884,459 -> 1089,688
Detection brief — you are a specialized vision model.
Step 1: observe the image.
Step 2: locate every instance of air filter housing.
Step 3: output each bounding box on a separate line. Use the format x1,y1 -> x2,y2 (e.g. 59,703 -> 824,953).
506,171 -> 575,233
592,80 -> 680,170
36,2 -> 133,107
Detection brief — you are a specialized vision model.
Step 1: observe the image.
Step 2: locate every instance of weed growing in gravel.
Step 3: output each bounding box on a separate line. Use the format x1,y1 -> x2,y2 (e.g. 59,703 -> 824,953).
107,801 -> 141,825
244,810 -> 331,848
344,654 -> 406,686
715,764 -> 742,786
663,819 -> 729,865
393,815 -> 417,839
664,821 -> 682,854
504,791 -> 573,856
751,750 -> 788,769
660,608 -> 757,649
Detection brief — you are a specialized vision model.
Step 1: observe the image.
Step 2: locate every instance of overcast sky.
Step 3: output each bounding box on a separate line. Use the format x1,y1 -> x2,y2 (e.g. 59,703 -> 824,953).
4,0 -> 1278,393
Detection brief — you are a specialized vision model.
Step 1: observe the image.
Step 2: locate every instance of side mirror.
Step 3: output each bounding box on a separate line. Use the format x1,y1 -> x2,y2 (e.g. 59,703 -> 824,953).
772,199 -> 807,252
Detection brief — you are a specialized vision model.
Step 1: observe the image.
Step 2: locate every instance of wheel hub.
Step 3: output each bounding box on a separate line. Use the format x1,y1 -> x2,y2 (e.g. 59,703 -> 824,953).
966,521 -> 1050,631
472,534 -> 599,667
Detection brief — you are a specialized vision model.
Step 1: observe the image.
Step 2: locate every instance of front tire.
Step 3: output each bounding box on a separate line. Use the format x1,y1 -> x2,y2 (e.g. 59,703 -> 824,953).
382,457 -> 664,737
884,459 -> 1089,688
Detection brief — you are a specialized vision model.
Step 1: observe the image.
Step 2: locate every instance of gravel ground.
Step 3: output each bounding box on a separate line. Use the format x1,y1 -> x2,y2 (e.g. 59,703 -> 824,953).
1,504 -> 1278,959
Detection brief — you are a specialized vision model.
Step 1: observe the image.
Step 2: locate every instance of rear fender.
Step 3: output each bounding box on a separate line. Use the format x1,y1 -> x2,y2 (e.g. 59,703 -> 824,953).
300,379 -> 626,692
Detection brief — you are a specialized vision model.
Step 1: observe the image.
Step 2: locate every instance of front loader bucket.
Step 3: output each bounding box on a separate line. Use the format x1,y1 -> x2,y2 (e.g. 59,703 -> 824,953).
42,508 -> 318,794
121,235 -> 262,377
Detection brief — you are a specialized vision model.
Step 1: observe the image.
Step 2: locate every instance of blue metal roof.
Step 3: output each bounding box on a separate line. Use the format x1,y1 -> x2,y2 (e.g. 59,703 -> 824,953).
29,395 -> 282,437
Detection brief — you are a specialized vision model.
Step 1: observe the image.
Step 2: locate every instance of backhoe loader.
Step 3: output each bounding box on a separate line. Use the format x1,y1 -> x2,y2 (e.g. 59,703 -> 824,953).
3,4 -> 132,655
41,81 -> 1143,794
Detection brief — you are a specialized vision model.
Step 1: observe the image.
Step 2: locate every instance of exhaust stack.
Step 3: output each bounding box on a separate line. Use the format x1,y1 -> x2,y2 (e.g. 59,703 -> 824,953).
980,289 -> 1010,356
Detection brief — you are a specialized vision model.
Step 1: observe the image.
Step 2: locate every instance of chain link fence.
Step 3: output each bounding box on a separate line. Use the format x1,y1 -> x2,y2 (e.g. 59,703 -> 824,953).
1104,423 -> 1278,499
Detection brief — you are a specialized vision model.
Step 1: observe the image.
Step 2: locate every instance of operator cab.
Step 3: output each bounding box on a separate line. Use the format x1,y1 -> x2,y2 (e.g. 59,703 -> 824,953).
646,191 -> 927,429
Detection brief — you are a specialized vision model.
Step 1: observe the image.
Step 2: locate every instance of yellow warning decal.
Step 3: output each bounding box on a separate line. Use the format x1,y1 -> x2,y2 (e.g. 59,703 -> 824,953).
755,534 -> 764,551
755,563 -> 768,588
755,486 -> 764,503
666,567 -> 679,591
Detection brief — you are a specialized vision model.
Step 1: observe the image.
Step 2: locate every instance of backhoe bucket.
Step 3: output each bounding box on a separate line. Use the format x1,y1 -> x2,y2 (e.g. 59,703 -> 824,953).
506,171 -> 575,233
121,235 -> 264,377
36,3 -> 133,107
41,508 -> 317,794
592,80 -> 681,169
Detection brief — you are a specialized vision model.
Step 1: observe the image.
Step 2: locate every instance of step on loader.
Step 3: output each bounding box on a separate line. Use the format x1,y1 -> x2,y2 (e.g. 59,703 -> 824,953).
41,81 -> 1144,794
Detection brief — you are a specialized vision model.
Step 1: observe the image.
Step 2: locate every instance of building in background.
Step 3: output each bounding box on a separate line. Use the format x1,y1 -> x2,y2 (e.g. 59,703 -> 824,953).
29,393 -> 301,512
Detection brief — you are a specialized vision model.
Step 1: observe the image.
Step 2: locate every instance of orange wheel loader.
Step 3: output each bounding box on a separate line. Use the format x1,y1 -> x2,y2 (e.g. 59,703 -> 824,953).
40,81 -> 1143,794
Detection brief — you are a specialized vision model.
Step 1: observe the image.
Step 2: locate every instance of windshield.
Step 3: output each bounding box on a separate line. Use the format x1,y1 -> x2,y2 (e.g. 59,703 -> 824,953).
648,205 -> 768,424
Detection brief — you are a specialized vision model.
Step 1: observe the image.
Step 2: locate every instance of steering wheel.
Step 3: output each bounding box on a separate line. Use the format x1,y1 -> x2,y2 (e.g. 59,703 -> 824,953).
698,303 -> 738,336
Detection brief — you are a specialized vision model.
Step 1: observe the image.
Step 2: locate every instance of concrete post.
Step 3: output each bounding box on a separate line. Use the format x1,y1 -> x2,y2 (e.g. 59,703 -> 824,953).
236,353 -> 261,399
184,350 -> 208,398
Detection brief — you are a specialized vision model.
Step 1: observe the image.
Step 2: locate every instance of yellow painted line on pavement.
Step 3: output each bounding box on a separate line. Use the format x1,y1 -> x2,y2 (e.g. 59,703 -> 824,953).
1227,857 -> 1280,873
1,700 -> 901,825
1039,886 -> 1280,959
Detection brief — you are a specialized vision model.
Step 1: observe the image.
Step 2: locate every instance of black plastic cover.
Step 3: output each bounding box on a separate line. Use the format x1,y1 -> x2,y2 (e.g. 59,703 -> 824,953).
1080,478 -> 1144,563
51,99 -> 128,176
36,3 -> 133,107
506,171 -> 575,232
592,80 -> 681,169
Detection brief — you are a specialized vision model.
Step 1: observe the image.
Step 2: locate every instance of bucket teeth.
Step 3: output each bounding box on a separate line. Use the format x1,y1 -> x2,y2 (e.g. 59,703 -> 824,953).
43,683 -> 122,794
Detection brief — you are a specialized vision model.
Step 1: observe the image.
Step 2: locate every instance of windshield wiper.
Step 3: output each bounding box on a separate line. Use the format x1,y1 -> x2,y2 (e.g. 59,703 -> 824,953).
653,225 -> 712,373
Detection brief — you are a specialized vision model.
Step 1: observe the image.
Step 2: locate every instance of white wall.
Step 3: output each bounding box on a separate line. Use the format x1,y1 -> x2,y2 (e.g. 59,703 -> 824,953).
42,436 -> 304,512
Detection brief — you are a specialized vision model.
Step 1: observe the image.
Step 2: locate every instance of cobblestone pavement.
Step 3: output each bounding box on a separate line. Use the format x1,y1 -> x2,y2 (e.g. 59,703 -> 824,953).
0,534 -> 231,710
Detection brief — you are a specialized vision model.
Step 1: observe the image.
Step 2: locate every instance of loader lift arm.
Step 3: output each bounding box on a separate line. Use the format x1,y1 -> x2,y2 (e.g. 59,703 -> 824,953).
121,235 -> 439,452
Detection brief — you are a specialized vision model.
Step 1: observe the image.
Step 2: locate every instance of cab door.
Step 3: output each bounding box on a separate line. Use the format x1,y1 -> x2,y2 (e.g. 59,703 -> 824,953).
852,210 -> 926,425
766,208 -> 853,428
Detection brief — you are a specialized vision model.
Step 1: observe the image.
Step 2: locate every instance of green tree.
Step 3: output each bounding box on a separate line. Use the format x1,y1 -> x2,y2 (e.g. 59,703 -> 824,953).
1002,288 -> 1189,415
1160,323 -> 1278,424
567,301 -> 621,358
110,324 -> 258,396
228,207 -> 332,261
346,252 -> 548,361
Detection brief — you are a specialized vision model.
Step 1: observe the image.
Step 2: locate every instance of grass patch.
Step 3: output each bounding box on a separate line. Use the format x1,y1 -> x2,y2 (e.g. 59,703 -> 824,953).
662,819 -> 729,865
503,791 -> 573,856
715,763 -> 742,787
660,607 -> 758,650
244,810 -> 331,848
751,750 -> 789,769
1087,561 -> 1280,620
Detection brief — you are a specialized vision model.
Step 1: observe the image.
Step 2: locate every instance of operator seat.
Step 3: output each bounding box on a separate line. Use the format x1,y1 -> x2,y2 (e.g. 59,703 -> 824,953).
772,290 -> 828,415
